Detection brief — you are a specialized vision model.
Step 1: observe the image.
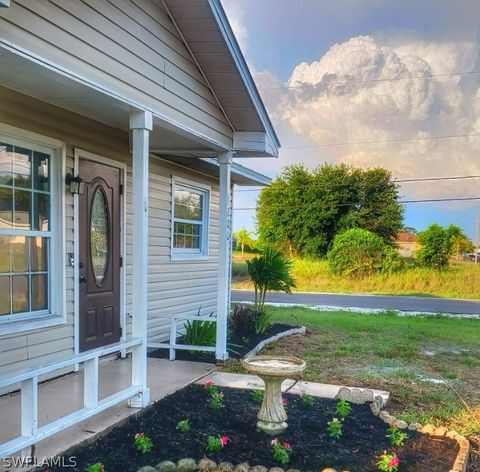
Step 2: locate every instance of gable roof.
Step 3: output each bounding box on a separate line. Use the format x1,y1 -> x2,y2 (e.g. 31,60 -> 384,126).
162,0 -> 280,157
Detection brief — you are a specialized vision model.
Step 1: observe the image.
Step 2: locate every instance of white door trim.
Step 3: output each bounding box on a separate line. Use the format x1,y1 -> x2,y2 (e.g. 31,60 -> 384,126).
73,149 -> 127,356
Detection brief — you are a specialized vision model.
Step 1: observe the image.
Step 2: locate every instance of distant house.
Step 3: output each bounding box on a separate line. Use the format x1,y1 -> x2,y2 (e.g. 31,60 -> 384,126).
396,231 -> 418,257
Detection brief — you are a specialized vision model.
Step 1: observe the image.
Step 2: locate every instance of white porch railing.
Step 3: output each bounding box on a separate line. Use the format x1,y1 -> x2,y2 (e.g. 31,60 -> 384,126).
0,338 -> 143,459
147,315 -> 217,361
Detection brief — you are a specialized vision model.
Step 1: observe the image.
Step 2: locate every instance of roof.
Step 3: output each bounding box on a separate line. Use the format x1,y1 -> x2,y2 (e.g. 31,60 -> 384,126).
396,231 -> 417,243
163,0 -> 280,158
158,155 -> 271,186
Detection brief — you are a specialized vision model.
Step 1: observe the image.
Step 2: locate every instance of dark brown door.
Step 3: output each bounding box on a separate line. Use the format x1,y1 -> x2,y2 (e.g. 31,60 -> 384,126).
79,159 -> 121,352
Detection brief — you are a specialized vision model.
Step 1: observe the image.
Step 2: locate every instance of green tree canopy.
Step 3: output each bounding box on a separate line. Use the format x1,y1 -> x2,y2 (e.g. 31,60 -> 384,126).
256,164 -> 404,258
233,228 -> 256,254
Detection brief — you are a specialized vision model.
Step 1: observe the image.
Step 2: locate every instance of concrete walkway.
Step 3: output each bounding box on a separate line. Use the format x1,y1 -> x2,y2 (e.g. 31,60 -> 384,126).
0,358 -> 213,472
196,371 -> 390,403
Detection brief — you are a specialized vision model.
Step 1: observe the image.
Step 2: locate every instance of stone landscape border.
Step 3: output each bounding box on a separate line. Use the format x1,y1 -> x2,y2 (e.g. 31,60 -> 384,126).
243,326 -> 307,359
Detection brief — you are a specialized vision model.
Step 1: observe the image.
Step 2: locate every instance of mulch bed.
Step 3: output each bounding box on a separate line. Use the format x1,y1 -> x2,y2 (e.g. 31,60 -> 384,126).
44,386 -> 459,472
148,323 -> 298,363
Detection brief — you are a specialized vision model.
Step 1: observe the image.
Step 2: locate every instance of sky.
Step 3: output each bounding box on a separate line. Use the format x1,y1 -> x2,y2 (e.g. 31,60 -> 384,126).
223,0 -> 480,242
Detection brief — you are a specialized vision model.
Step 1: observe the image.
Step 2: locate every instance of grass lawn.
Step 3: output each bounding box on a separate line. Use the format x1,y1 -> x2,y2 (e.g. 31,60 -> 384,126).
223,306 -> 480,437
232,252 -> 480,299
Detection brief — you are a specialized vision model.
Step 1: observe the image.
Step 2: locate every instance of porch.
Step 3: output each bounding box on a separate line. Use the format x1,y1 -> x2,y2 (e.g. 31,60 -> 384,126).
0,357 -> 213,472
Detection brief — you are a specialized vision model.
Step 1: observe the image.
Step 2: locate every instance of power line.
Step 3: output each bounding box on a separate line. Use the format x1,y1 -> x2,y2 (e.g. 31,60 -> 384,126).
257,70 -> 480,92
281,132 -> 480,149
234,174 -> 480,192
233,196 -> 480,211
397,175 -> 480,183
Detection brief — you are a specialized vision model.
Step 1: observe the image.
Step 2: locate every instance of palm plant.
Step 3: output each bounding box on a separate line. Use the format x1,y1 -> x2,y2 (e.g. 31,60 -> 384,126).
246,247 -> 296,315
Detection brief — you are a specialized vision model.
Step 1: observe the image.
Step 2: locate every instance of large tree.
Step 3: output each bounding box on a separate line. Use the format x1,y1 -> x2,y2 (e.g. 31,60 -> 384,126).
256,164 -> 404,258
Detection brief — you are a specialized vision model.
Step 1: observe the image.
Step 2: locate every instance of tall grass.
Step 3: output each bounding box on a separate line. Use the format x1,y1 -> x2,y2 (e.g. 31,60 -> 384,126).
232,255 -> 480,299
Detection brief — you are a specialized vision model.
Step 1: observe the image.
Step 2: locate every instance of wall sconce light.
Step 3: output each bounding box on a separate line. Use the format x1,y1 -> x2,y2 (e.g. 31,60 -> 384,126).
65,173 -> 85,195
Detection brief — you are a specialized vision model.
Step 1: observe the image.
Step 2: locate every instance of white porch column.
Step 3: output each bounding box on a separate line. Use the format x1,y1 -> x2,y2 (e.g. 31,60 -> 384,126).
216,151 -> 233,361
129,110 -> 152,408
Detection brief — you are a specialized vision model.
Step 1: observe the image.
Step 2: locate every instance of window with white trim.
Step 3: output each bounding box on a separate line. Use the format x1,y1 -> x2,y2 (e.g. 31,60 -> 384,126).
0,140 -> 52,318
172,180 -> 209,259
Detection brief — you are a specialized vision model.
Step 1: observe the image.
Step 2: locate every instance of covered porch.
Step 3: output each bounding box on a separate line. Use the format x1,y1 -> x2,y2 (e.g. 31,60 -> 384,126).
0,35 -> 273,461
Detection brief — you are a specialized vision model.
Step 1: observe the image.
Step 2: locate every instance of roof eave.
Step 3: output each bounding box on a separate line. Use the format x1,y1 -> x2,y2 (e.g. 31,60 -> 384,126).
208,0 -> 281,154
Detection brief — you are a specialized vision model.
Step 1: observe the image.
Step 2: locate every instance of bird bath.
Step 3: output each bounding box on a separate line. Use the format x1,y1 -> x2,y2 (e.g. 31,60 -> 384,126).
242,355 -> 306,435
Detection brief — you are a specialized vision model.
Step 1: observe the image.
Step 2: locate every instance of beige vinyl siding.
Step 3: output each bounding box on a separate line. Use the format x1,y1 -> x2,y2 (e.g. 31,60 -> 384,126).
125,157 -> 221,342
0,87 -> 222,378
0,87 -> 129,378
0,0 -> 233,147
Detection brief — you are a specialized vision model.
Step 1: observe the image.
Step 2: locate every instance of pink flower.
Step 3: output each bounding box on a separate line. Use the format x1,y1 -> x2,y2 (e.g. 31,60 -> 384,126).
135,432 -> 144,439
271,439 -> 278,446
388,456 -> 400,467
282,398 -> 288,404
204,380 -> 214,388
220,435 -> 230,447
282,442 -> 291,450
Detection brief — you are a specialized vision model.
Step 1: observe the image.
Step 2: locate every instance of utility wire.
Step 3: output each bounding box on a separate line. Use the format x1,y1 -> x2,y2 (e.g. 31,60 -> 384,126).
233,196 -> 480,211
281,131 -> 480,149
257,70 -> 480,92
234,174 -> 480,192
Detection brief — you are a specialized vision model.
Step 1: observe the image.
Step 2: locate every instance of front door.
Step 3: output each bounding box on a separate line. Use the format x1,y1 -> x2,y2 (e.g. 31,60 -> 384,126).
79,158 -> 121,352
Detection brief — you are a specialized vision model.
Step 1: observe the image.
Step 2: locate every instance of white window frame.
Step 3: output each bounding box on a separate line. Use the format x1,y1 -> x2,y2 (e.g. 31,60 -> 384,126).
171,176 -> 210,261
0,124 -> 66,335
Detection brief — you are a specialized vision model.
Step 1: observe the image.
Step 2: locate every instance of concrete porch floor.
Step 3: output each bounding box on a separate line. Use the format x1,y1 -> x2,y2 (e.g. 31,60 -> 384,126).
0,357 -> 214,472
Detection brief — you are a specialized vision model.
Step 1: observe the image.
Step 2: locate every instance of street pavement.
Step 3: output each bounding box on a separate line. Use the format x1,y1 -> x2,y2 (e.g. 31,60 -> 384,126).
231,290 -> 480,315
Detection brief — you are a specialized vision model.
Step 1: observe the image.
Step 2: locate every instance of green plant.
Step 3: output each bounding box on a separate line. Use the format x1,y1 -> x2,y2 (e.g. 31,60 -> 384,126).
377,452 -> 400,471
328,228 -> 402,278
416,224 -> 468,270
182,309 -> 216,353
206,435 -> 230,453
386,427 -> 408,447
204,381 -> 225,409
134,432 -> 153,454
335,399 -> 352,419
176,419 -> 191,432
208,390 -> 225,409
86,464 -> 104,472
229,304 -> 257,334
327,417 -> 343,439
271,439 -> 292,465
246,247 -> 296,315
254,310 -> 273,334
250,389 -> 264,403
300,393 -> 314,407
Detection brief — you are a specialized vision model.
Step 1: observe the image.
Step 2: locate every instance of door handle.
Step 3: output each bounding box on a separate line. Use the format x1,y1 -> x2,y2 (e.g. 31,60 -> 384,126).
80,275 -> 88,283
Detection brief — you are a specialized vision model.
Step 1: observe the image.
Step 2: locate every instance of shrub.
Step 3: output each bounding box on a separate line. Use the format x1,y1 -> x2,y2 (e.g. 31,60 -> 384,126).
86,464 -> 104,472
246,247 -> 296,314
134,432 -> 153,454
335,399 -> 352,419
231,261 -> 249,279
326,417 -> 343,439
182,309 -> 216,353
176,419 -> 191,432
416,224 -> 453,270
229,304 -> 258,334
328,228 -> 402,278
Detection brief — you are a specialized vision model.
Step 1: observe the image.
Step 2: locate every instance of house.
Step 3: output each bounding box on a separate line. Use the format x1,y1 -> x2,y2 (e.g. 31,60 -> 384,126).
395,230 -> 418,258
0,0 -> 279,458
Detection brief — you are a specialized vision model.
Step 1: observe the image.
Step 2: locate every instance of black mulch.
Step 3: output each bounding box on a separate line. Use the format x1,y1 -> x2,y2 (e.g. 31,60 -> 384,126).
148,323 -> 299,363
43,386 -> 459,472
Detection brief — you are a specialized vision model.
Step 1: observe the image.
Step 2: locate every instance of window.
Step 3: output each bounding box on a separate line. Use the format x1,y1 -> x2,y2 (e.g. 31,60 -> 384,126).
0,140 -> 52,318
172,179 -> 209,259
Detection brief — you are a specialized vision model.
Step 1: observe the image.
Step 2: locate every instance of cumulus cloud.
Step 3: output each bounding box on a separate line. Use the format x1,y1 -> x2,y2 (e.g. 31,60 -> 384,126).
257,33 -> 480,200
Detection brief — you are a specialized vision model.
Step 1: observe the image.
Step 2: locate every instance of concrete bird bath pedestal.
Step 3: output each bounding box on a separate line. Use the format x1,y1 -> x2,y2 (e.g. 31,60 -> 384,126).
242,355 -> 306,435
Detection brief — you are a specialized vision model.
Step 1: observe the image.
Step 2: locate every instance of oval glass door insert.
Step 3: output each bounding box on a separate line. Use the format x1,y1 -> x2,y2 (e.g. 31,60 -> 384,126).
90,188 -> 109,286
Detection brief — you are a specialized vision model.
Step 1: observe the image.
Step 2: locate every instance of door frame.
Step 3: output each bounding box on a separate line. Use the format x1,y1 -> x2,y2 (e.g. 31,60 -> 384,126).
73,148 -> 127,355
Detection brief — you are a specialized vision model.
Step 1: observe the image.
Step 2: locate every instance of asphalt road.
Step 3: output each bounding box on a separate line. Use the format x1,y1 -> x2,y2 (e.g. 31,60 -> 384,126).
231,290 -> 480,316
